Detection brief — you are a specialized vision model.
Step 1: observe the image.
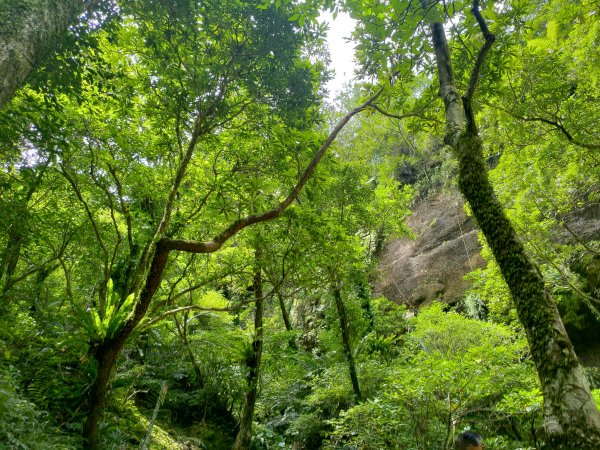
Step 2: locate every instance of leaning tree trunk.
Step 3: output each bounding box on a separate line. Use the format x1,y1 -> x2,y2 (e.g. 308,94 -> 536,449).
456,133 -> 600,448
0,0 -> 89,110
276,289 -> 298,349
423,5 -> 600,447
83,240 -> 171,448
233,264 -> 265,450
276,289 -> 293,333
82,341 -> 120,448
333,288 -> 362,403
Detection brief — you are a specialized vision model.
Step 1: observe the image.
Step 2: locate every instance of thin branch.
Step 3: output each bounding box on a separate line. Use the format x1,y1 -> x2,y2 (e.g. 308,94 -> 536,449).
89,166 -> 122,275
369,100 -> 442,124
114,87 -> 386,346
61,165 -> 110,275
526,237 -> 600,310
560,220 -> 600,256
160,87 -> 385,255
514,115 -> 600,152
165,254 -> 196,307
108,164 -> 135,255
463,0 -> 495,134
4,263 -> 48,290
142,305 -> 237,329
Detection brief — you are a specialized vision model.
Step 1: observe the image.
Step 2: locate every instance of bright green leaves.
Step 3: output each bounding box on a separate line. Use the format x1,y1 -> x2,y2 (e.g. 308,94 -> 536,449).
470,0 -> 600,330
75,279 -> 135,342
324,303 -> 540,449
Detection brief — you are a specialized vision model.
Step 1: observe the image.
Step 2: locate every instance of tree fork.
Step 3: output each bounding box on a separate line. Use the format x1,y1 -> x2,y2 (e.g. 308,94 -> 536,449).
80,90 -> 384,446
422,0 -> 600,446
83,240 -> 171,448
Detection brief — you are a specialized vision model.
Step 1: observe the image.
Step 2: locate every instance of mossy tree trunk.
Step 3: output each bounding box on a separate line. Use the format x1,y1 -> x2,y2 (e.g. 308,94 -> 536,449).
80,91 -> 383,448
421,3 -> 600,447
0,0 -> 88,109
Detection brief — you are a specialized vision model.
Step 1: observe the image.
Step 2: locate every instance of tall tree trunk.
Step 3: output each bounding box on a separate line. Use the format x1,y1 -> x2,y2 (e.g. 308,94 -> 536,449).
424,8 -> 600,447
82,341 -> 120,448
457,133 -> 600,448
276,289 -> 298,350
0,0 -> 88,109
333,288 -> 361,403
175,314 -> 204,387
233,264 -> 265,450
83,240 -> 171,448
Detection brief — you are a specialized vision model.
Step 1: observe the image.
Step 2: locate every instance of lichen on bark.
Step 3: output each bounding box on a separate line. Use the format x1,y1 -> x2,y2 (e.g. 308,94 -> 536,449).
420,3 -> 600,445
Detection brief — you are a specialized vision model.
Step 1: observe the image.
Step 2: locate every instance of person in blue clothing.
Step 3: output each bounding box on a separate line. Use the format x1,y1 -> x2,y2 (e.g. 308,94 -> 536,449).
455,431 -> 484,450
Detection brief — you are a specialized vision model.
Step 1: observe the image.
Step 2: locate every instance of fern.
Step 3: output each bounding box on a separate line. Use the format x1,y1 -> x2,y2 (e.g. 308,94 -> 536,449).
71,279 -> 136,342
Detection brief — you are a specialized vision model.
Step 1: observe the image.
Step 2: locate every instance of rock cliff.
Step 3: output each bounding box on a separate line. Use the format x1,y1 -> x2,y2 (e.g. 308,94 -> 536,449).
375,188 -> 486,308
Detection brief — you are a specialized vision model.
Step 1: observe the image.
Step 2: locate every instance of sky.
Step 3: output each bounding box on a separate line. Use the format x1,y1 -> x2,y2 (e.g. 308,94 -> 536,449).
320,11 -> 357,97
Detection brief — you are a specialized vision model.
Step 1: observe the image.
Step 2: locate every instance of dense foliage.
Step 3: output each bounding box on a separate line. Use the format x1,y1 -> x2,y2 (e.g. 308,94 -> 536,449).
1,0 -> 599,448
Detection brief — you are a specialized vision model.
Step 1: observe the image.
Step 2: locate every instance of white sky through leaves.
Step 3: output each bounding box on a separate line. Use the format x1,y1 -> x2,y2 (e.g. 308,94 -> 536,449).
320,11 -> 357,97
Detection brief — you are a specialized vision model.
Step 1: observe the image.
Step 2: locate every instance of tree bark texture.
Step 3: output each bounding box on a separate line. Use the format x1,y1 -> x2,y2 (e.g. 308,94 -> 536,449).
333,288 -> 362,403
233,265 -> 265,450
425,12 -> 600,448
82,341 -> 119,448
0,0 -> 88,110
456,133 -> 600,448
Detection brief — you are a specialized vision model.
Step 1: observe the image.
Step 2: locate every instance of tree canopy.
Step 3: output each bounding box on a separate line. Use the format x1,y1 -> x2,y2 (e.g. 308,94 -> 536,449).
1,0 -> 599,448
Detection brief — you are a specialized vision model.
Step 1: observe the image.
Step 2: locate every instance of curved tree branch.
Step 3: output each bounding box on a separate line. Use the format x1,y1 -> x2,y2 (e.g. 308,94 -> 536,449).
369,100 -> 443,124
160,87 -> 385,255
112,85 -> 386,344
514,115 -> 600,151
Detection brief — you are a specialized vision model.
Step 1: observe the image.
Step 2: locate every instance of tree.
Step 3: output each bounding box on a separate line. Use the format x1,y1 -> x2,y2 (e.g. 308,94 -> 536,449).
73,2 -> 353,444
1,0 -> 384,445
0,0 -> 107,110
233,250 -> 265,450
343,0 -> 600,445
473,0 -> 600,327
324,303 -> 542,450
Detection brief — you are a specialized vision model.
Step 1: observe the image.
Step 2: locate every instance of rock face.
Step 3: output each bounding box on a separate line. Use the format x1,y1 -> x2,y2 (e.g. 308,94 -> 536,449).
375,189 -> 486,308
562,202 -> 600,243
376,192 -> 600,368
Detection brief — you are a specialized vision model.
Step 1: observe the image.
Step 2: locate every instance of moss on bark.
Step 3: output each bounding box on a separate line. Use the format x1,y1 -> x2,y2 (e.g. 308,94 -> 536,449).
455,132 -> 600,449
